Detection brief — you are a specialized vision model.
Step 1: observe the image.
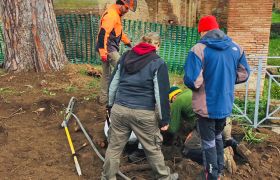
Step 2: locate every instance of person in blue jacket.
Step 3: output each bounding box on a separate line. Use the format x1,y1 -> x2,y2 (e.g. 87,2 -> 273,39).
184,15 -> 250,180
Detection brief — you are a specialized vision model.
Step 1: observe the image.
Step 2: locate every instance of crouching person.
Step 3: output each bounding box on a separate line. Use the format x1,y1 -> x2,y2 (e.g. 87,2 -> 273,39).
101,32 -> 178,180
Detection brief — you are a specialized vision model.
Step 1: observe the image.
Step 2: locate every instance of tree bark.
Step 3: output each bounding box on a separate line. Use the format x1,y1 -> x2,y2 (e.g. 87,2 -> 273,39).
0,0 -> 68,72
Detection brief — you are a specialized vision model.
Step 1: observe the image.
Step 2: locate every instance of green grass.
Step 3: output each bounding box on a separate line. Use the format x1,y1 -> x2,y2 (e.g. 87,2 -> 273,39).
53,0 -> 98,9
267,58 -> 280,66
272,11 -> 280,23
42,88 -> 56,96
65,85 -> 78,93
263,79 -> 280,100
87,78 -> 100,89
242,126 -> 267,144
79,68 -> 88,76
269,38 -> 280,57
0,87 -> 14,95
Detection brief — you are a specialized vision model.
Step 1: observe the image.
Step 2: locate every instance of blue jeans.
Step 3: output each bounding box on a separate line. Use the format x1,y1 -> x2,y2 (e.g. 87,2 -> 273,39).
197,115 -> 226,180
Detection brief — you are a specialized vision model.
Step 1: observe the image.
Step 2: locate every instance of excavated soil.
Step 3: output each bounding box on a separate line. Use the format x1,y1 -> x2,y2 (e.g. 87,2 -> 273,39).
0,64 -> 279,180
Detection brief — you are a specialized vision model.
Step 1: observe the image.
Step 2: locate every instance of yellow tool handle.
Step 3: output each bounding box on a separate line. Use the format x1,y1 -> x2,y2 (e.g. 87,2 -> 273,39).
65,126 -> 75,154
64,125 -> 82,176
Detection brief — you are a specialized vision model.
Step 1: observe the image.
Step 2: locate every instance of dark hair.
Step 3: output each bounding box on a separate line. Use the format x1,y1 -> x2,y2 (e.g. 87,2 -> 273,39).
116,0 -> 125,5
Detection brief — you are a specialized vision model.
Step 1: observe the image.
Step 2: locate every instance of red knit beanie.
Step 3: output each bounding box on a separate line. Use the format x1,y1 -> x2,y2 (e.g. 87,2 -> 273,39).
198,15 -> 219,33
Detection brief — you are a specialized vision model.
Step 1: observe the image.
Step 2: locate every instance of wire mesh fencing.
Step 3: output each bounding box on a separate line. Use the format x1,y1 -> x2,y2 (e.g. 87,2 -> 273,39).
55,14 -> 201,73
0,14 -> 202,73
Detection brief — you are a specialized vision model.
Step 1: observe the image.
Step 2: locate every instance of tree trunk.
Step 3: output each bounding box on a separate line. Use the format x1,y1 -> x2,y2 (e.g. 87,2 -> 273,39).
0,0 -> 68,72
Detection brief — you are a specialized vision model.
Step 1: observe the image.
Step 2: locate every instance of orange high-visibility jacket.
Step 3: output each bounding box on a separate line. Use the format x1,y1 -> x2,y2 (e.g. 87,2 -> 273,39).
96,4 -> 131,58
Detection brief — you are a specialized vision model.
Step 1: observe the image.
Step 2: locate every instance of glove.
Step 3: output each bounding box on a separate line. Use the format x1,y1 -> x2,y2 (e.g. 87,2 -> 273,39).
101,56 -> 107,62
125,43 -> 132,48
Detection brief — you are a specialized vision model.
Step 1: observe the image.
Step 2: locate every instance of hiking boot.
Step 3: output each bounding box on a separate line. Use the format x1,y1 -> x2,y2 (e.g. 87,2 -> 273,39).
224,146 -> 237,174
236,143 -> 252,162
128,149 -> 146,163
170,172 -> 179,180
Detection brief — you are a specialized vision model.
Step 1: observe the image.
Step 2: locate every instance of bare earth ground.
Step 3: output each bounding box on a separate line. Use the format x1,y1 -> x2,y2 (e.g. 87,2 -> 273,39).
0,64 -> 279,180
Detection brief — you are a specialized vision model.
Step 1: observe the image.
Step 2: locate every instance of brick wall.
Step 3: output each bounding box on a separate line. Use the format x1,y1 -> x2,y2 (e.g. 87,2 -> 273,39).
227,0 -> 273,97
199,0 -> 229,28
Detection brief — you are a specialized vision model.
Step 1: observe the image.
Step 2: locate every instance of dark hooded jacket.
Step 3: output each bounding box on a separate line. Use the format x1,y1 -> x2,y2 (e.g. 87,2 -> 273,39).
108,43 -> 171,126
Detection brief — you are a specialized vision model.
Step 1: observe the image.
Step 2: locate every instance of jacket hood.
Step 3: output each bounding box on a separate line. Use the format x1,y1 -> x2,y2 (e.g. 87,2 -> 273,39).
199,29 -> 232,50
132,42 -> 156,55
124,47 -> 160,74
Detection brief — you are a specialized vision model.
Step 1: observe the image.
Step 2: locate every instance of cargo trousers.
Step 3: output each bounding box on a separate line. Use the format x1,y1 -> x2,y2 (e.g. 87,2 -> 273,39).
99,51 -> 120,105
101,104 -> 171,180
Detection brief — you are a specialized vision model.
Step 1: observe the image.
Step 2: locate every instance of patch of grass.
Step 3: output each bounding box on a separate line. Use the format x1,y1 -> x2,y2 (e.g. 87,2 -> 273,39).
87,78 -> 100,89
0,87 -> 14,95
54,0 -> 98,9
272,11 -> 280,23
79,68 -> 88,76
267,59 -> 280,66
83,93 -> 98,101
65,85 -> 77,93
42,88 -> 56,96
263,78 -> 280,100
269,38 -> 280,56
233,98 -> 268,121
242,126 -> 267,144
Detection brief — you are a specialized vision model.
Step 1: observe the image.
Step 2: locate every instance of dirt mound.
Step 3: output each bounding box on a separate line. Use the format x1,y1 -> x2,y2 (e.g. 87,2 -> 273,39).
0,65 -> 279,179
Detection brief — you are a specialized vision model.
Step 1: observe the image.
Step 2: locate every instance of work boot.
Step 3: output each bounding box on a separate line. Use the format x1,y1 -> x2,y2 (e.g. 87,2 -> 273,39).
236,143 -> 252,162
170,172 -> 179,180
224,146 -> 237,174
128,148 -> 146,163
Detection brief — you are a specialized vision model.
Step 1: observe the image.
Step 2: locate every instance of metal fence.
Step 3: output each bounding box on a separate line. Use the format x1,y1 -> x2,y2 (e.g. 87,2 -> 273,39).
232,56 -> 280,128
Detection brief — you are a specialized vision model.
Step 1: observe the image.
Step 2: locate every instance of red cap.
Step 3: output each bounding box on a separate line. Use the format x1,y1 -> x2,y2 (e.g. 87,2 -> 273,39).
198,15 -> 219,33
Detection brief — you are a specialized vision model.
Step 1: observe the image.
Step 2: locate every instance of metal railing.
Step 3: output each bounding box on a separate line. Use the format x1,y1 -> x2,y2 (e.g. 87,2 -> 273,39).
232,56 -> 280,128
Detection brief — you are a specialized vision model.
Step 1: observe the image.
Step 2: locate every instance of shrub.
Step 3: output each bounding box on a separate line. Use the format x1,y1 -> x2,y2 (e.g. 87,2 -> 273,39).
233,98 -> 267,121
242,126 -> 267,144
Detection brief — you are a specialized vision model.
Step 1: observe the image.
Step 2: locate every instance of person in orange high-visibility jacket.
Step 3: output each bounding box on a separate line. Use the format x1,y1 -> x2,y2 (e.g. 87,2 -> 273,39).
96,0 -> 137,105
